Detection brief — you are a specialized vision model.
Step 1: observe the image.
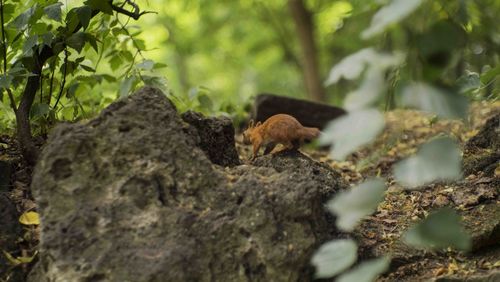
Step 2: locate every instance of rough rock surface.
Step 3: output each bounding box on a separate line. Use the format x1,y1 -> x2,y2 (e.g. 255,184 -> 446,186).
181,110 -> 240,167
252,93 -> 346,129
463,113 -> 499,177
29,87 -> 346,282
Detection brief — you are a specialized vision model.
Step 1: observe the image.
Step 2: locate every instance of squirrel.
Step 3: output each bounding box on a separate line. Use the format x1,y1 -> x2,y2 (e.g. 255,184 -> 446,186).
242,114 -> 321,160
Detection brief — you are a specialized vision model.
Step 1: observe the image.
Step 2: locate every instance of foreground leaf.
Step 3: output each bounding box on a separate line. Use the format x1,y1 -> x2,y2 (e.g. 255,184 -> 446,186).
19,211 -> 40,225
337,256 -> 391,282
327,178 -> 386,231
311,239 -> 358,279
2,250 -> 38,266
393,137 -> 462,189
44,2 -> 63,22
402,82 -> 468,119
403,208 -> 471,251
362,0 -> 422,39
325,48 -> 377,85
319,109 -> 385,160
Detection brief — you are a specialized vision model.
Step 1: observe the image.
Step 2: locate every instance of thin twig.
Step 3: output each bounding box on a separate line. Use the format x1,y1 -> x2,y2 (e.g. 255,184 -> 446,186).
110,2 -> 156,20
53,49 -> 68,109
47,62 -> 55,105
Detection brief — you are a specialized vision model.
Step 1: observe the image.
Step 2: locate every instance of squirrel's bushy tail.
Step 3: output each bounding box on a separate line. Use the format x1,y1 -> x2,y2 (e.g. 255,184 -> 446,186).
298,127 -> 321,140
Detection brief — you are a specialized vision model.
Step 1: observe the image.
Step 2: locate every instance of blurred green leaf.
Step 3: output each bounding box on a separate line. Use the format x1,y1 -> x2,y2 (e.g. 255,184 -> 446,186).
0,74 -> 13,89
319,109 -> 385,160
66,32 -> 86,53
31,103 -> 50,117
480,65 -> 500,84
311,239 -> 358,279
325,48 -> 376,85
43,2 -> 63,22
362,0 -> 422,39
75,6 -> 93,30
402,82 -> 469,119
327,178 -> 386,231
198,94 -> 213,111
137,59 -> 155,70
85,0 -> 113,15
337,256 -> 391,282
393,137 -> 462,189
10,5 -> 37,30
403,208 -> 471,251
119,76 -> 137,97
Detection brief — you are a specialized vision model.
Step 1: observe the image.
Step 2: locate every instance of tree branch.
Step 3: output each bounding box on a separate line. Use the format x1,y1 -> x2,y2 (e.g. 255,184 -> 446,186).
1,0 -> 17,113
111,2 -> 156,20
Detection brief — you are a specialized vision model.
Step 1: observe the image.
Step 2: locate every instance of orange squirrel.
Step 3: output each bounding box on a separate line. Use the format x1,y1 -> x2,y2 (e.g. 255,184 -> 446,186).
243,114 -> 321,160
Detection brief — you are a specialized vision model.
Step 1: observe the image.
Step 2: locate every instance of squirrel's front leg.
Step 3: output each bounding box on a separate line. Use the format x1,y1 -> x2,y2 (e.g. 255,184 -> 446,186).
250,139 -> 262,161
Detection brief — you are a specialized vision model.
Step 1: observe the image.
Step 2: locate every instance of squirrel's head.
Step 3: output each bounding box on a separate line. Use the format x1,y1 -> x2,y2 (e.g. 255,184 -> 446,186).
242,119 -> 261,145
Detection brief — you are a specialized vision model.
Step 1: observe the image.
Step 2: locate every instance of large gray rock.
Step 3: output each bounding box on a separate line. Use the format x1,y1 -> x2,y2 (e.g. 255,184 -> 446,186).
30,87 -> 345,282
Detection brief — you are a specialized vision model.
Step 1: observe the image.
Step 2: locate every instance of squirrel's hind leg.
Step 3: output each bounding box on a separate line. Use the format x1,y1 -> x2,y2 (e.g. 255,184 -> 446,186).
264,142 -> 277,155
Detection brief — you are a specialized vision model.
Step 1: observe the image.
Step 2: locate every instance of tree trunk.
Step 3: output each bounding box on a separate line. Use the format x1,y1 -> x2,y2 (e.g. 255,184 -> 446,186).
288,0 -> 325,102
16,74 -> 40,165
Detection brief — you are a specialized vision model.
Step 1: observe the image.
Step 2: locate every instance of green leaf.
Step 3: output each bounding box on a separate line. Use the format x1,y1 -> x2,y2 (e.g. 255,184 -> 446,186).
119,76 -> 137,97
23,35 -> 38,55
198,94 -> 213,111
153,62 -> 168,69
137,59 -> 155,70
362,0 -> 423,39
85,0 -> 113,15
480,65 -> 500,84
135,39 -> 146,50
10,6 -> 37,30
319,109 -> 385,160
44,2 -> 63,22
311,239 -> 358,279
79,64 -> 95,72
402,82 -> 469,120
337,256 -> 391,282
66,32 -> 86,53
31,103 -> 50,117
403,208 -> 471,251
0,74 -> 13,89
109,55 -> 123,71
75,6 -> 93,30
84,33 -> 99,52
327,178 -> 386,231
393,137 -> 462,189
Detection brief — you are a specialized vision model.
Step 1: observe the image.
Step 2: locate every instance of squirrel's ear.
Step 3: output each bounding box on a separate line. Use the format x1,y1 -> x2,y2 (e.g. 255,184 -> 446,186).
256,121 -> 262,127
248,120 -> 254,128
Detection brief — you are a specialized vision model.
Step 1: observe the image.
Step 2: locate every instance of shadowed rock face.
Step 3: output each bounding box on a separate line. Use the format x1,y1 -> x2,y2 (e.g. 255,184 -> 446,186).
252,93 -> 346,130
30,87 -> 345,282
181,110 -> 240,167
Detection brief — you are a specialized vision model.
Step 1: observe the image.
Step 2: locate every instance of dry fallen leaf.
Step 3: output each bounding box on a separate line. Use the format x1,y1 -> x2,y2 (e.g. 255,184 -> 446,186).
19,211 -> 40,225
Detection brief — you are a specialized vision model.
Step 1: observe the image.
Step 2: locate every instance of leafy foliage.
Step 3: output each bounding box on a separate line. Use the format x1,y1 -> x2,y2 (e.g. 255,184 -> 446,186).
319,109 -> 385,160
327,178 -> 386,231
311,239 -> 357,279
403,208 -> 472,251
393,137 -> 462,188
337,256 -> 391,282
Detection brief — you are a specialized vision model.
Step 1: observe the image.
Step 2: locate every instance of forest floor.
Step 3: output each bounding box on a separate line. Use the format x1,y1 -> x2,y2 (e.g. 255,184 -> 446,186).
236,101 -> 500,281
1,101 -> 499,281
